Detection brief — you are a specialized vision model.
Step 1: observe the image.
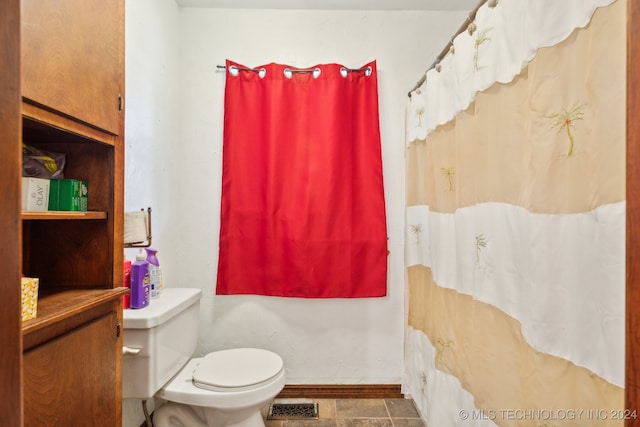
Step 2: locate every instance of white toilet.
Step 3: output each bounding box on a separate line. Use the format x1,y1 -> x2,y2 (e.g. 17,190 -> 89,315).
122,287 -> 286,427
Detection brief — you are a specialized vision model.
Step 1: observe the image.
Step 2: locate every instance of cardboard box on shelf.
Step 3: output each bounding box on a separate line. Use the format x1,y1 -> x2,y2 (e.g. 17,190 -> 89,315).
21,277 -> 39,321
21,177 -> 50,211
49,179 -> 88,211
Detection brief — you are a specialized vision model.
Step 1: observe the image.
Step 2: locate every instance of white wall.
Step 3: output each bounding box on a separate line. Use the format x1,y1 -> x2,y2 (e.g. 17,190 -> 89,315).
123,1 -> 465,425
123,0 -> 181,425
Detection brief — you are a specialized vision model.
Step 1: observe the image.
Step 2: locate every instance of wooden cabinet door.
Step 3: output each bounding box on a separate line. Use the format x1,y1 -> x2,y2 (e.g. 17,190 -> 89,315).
21,0 -> 123,135
23,311 -> 120,427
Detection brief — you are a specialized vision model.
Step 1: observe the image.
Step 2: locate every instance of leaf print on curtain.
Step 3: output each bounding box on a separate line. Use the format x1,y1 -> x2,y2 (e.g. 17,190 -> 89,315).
546,102 -> 585,156
473,27 -> 493,71
216,60 -> 388,298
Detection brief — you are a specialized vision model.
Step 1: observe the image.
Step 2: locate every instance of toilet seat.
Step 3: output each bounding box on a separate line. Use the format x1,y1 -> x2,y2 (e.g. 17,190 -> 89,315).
157,349 -> 286,409
193,348 -> 284,392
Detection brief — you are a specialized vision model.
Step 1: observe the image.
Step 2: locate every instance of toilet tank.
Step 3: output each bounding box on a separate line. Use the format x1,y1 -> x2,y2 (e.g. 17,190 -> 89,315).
122,287 -> 202,399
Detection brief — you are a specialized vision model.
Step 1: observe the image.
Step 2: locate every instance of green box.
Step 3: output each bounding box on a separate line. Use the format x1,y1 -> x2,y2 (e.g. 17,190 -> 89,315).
48,179 -> 88,211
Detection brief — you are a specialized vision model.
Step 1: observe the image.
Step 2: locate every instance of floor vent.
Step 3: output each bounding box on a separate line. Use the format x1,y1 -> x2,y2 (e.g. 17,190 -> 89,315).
267,402 -> 319,420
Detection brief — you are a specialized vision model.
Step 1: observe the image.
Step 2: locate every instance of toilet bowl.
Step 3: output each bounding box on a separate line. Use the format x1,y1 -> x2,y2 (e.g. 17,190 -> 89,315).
154,348 -> 286,427
122,288 -> 286,427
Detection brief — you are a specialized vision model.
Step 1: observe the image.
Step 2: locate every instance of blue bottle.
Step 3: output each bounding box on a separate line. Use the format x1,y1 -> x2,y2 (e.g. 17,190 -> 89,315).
130,251 -> 150,309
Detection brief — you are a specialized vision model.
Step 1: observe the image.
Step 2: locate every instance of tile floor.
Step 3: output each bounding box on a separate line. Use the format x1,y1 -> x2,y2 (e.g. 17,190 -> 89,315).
262,398 -> 426,427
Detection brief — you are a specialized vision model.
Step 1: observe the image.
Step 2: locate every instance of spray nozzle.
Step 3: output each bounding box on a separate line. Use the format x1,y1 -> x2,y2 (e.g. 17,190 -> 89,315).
145,247 -> 159,266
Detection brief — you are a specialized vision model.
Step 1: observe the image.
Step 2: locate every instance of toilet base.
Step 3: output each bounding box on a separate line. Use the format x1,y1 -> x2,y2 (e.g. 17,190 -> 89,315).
154,401 -> 266,427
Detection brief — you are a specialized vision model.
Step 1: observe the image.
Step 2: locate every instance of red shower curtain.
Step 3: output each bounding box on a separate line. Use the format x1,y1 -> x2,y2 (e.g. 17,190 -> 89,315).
216,59 -> 387,298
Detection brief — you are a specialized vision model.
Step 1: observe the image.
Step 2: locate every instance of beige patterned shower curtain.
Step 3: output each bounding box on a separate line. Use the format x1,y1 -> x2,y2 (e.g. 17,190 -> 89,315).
404,1 -> 626,425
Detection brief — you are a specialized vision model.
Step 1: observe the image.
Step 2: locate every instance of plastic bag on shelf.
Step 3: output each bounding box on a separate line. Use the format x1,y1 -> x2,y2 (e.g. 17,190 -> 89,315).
22,143 -> 66,179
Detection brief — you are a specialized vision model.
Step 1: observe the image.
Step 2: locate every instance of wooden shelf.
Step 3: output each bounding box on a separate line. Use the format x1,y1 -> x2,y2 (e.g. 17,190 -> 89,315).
22,287 -> 128,350
22,210 -> 107,220
22,101 -> 118,147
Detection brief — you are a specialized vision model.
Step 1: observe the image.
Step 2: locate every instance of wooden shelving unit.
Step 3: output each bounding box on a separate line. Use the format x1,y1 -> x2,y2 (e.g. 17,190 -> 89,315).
0,0 -> 127,425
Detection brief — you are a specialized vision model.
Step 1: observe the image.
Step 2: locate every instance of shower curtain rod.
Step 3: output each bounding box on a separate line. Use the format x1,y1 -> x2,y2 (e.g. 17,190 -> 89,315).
407,0 -> 489,97
216,64 -> 370,73
217,65 -> 317,74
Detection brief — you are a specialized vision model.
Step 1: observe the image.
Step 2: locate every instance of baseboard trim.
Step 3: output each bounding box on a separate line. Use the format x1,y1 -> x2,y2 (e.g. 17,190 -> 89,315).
276,384 -> 403,399
141,384 -> 405,425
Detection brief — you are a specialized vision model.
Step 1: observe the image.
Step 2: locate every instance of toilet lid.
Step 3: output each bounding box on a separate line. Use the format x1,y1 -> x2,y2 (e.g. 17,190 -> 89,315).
192,348 -> 284,392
